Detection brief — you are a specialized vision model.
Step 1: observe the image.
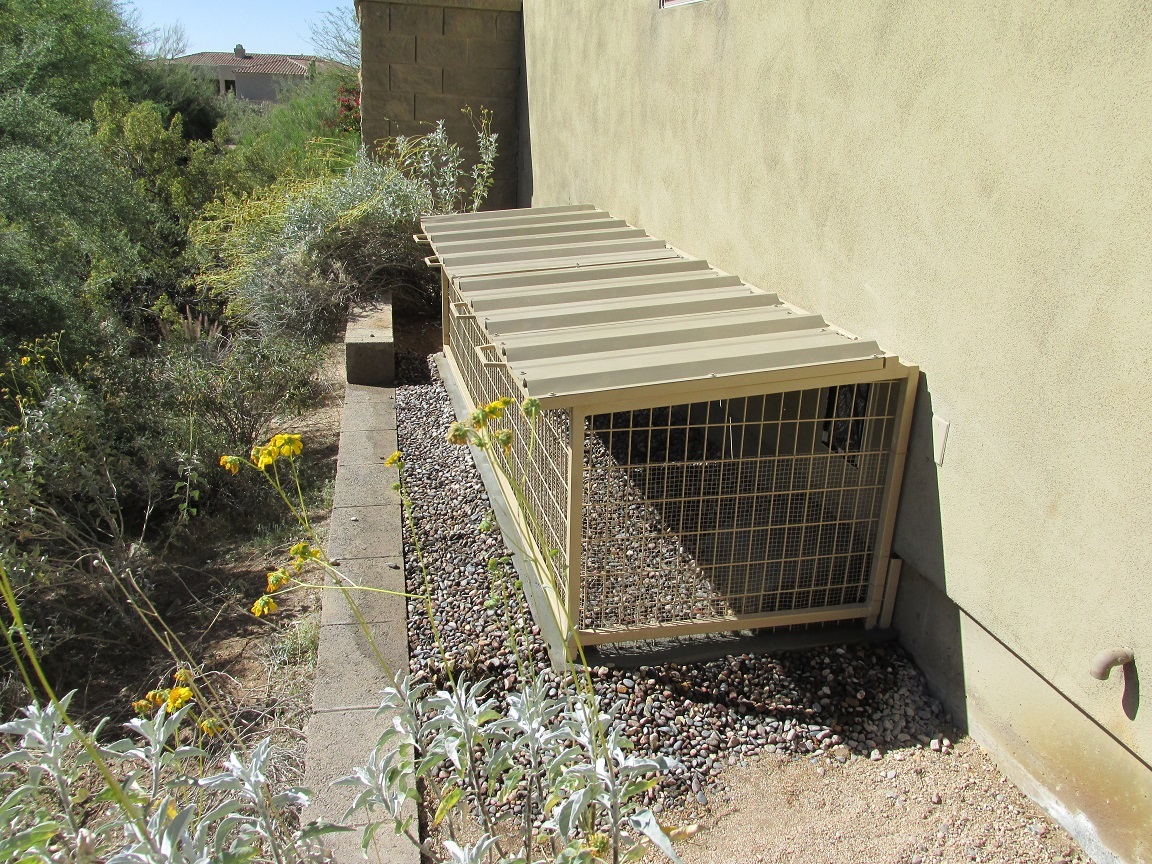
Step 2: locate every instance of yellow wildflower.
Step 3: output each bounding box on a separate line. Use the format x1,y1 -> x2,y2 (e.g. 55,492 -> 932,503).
468,408 -> 488,429
166,687 -> 193,712
19,356 -> 29,366
219,454 -> 241,474
166,802 -> 179,820
289,542 -> 324,564
250,444 -> 275,470
266,568 -> 291,592
445,421 -> 472,446
522,397 -> 542,420
268,433 -> 303,458
384,450 -> 402,467
131,699 -> 152,715
145,689 -> 168,707
494,428 -> 513,454
483,398 -> 513,420
5,425 -> 18,433
173,668 -> 193,685
199,718 -> 224,737
251,595 -> 278,617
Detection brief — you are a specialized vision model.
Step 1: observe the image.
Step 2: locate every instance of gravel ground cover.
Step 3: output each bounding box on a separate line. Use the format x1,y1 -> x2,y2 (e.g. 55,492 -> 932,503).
393,351 -> 1087,861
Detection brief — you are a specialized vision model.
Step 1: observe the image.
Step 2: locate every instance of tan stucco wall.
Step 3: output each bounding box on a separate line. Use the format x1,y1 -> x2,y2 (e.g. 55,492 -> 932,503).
522,1 -> 1151,859
359,0 -> 522,209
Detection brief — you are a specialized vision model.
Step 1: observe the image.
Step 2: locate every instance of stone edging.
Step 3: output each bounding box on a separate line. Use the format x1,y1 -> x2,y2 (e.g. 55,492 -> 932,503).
301,304 -> 416,863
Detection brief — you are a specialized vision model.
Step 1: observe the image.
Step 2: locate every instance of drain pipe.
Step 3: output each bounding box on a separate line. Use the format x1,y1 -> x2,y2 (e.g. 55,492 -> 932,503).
1089,647 -> 1134,681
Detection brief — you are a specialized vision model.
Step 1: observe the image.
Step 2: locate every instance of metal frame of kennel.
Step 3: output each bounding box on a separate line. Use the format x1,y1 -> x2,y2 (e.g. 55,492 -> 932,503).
418,205 -> 918,658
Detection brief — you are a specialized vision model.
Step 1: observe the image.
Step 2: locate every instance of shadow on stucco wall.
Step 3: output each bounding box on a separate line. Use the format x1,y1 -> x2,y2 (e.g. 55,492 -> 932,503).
890,374 -> 969,730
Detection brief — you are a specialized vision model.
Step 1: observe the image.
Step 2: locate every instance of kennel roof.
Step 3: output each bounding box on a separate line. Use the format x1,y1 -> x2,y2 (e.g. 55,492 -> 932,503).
420,205 -> 907,408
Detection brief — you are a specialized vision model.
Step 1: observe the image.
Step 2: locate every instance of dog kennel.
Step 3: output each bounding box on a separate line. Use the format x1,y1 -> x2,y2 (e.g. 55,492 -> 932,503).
418,205 -> 918,657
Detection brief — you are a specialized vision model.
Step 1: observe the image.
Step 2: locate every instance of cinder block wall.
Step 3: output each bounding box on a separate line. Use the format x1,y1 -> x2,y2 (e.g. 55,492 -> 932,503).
358,0 -> 522,210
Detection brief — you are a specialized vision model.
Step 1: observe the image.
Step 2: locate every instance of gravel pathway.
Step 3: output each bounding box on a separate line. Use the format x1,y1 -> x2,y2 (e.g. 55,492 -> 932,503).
394,352 -> 960,811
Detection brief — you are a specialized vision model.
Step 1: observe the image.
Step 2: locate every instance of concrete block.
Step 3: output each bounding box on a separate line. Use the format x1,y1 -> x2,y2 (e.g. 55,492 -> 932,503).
417,93 -> 514,125
496,10 -> 521,39
341,398 -> 396,433
331,463 -> 399,509
390,119 -> 433,138
389,3 -> 443,35
346,305 -> 395,387
362,120 -> 392,153
444,7 -> 498,39
302,708 -> 419,861
443,65 -> 517,98
467,37 -> 519,69
343,383 -> 395,406
389,63 -> 442,94
312,618 -> 405,709
361,31 -> 417,65
364,88 -> 415,124
318,556 -> 407,628
416,35 -> 471,67
337,428 -> 398,465
328,504 -> 403,562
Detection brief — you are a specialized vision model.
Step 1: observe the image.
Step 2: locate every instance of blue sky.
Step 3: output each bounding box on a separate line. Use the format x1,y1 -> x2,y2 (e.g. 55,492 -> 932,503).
124,0 -> 352,56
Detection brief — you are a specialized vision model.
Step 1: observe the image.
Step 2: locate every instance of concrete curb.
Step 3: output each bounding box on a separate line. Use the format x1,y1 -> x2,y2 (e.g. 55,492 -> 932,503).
302,307 -> 417,864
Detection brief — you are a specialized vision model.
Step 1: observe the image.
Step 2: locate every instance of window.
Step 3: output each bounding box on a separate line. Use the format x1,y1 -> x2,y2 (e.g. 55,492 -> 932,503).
222,79 -> 236,95
660,0 -> 706,6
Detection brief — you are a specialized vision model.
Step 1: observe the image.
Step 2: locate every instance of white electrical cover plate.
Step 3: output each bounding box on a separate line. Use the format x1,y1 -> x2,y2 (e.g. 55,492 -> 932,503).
932,415 -> 950,466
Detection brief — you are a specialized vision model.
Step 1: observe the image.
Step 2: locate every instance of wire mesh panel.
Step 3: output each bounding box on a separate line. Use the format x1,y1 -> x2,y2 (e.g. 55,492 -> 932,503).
579,382 -> 903,634
446,283 -> 572,603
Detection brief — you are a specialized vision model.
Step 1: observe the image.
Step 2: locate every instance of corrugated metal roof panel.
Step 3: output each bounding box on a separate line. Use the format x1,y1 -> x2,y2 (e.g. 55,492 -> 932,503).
421,206 -> 890,403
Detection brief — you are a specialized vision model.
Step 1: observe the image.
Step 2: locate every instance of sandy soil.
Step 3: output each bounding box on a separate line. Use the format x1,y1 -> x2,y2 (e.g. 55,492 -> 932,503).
674,738 -> 1089,864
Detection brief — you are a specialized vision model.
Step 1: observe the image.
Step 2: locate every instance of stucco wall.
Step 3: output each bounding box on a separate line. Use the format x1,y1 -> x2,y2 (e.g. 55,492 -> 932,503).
359,0 -> 522,209
522,1 -> 1151,860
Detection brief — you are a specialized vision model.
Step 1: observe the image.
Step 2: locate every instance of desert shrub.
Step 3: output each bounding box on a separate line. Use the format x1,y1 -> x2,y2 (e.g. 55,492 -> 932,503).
195,117 -> 497,339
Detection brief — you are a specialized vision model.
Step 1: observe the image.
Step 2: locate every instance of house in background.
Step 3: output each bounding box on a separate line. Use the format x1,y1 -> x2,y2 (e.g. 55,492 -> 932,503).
358,2 -> 1150,862
170,45 -> 344,102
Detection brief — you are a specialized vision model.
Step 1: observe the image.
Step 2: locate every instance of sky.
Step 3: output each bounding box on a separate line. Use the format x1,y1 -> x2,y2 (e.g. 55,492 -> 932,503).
124,0 -> 351,56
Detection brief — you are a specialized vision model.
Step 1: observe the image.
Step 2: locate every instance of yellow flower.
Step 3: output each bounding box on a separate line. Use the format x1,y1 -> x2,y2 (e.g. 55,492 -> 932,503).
166,802 -> 179,820
251,595 -> 278,617
219,454 -> 241,474
266,568 -> 291,592
522,397 -> 542,420
384,450 -> 402,467
131,699 -> 152,715
199,717 -> 224,737
19,356 -> 29,366
145,689 -> 168,707
468,408 -> 489,429
289,541 -> 324,564
494,428 -> 513,454
5,425 -> 18,433
483,398 -> 513,420
173,668 -> 193,685
268,433 -> 303,458
166,687 -> 193,712
250,444 -> 275,470
445,421 -> 472,446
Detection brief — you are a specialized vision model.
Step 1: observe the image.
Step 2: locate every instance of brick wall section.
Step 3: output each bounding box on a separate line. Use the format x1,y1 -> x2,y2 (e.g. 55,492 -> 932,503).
359,0 -> 522,209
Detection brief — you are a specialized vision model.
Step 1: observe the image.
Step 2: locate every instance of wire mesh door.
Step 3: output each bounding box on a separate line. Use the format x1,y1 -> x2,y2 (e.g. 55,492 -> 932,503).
445,282 -> 573,609
578,381 -> 904,641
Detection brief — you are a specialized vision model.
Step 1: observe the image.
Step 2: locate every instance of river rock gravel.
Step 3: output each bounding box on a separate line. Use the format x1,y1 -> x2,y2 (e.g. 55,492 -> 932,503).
393,352 -> 1089,862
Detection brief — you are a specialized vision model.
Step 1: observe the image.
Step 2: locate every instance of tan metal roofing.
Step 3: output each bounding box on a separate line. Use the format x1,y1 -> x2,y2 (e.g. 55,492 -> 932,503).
421,206 -> 896,403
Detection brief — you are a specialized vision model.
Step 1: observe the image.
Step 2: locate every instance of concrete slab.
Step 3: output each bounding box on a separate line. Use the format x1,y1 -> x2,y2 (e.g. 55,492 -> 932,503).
337,429 -> 400,466
328,504 -> 404,561
304,369 -> 415,863
302,708 -> 419,863
319,557 -> 408,628
341,399 -> 398,433
332,464 -> 400,509
312,620 -> 405,711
